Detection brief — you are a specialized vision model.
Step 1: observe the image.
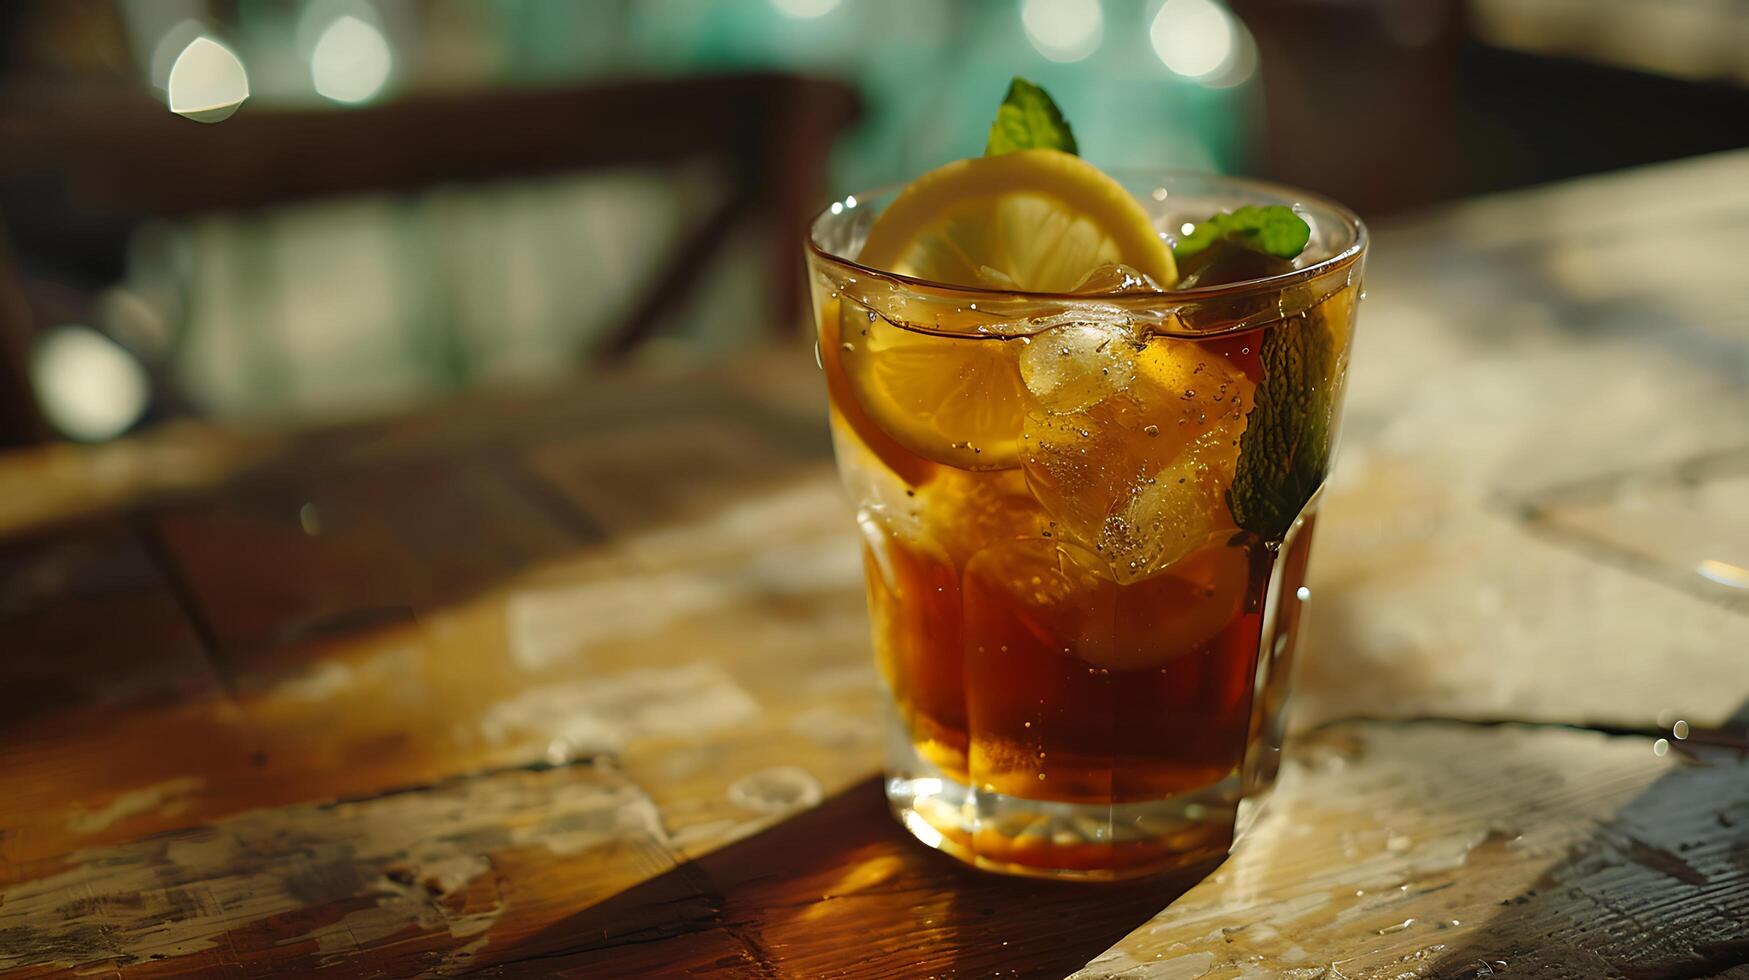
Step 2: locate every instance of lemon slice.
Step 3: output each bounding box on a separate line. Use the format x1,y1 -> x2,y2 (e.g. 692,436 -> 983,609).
838,305 -> 1028,470
843,150 -> 1175,470
859,149 -> 1175,291
818,297 -> 940,486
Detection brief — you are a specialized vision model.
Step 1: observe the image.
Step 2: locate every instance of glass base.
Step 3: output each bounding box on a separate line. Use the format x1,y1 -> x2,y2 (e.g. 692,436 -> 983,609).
885,727 -> 1264,881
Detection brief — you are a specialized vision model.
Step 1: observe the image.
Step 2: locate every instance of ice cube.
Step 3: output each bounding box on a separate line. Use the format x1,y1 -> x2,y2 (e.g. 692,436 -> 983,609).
1022,336 -> 1252,579
962,535 -> 1252,672
1072,262 -> 1164,294
1019,317 -> 1138,414
1102,428 -> 1239,583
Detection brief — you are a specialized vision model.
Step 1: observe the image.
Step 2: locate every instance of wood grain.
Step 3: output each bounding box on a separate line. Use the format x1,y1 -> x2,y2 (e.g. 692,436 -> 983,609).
146,455 -> 589,661
0,761 -> 674,977
0,349 -> 888,975
479,777 -> 1217,980
1074,721 -> 1749,980
0,518 -> 220,722
1291,151 -> 1749,735
0,153 -> 1746,977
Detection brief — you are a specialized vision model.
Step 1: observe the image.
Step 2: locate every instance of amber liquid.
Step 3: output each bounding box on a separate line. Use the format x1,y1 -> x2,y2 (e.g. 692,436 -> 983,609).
843,338 -> 1272,794
819,279 -> 1355,876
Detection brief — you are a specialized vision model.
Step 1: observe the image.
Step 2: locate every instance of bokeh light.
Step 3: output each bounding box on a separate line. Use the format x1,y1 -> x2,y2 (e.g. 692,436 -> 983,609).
311,14 -> 394,104
147,19 -> 207,92
1021,0 -> 1104,64
31,327 -> 150,442
770,0 -> 842,20
166,35 -> 249,122
1149,0 -> 1234,80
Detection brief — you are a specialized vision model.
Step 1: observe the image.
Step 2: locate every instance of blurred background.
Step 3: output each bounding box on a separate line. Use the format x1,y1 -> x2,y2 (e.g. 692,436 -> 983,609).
1,0 -> 1746,447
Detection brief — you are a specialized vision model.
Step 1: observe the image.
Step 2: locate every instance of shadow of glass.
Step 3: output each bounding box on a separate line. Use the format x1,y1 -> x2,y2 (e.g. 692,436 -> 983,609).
480,776 -> 1219,978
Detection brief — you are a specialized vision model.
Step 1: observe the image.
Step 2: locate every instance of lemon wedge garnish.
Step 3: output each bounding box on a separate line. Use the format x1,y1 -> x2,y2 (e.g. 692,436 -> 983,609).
841,150 -> 1174,470
859,149 -> 1175,291
839,315 -> 1029,470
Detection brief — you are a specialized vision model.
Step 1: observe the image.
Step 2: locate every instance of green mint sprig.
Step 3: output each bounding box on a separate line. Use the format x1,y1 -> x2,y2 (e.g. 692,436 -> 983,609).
985,77 -> 1078,156
1226,312 -> 1338,542
1192,204 -> 1330,539
1173,205 -> 1310,262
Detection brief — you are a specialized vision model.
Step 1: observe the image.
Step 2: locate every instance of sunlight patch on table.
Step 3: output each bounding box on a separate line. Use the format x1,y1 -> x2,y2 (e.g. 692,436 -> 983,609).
474,662 -> 759,762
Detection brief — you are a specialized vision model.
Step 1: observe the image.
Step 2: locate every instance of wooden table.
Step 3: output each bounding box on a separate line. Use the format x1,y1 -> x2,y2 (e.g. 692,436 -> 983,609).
2,152 -> 1746,979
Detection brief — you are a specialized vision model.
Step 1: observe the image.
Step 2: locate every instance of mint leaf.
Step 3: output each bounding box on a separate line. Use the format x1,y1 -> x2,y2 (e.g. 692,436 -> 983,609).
985,77 -> 1078,156
1226,311 -> 1337,542
1175,238 -> 1294,289
1173,206 -> 1310,262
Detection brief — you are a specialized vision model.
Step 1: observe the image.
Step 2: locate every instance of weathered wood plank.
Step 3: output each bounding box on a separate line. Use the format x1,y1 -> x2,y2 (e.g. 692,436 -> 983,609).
521,416 -> 812,539
482,778 -> 1215,980
2,154 -> 1746,978
452,474 -> 879,857
1292,152 -> 1749,735
0,427 -> 269,539
0,520 -> 240,881
0,461 -> 880,974
1073,722 -> 1749,979
145,455 -> 591,662
0,518 -> 221,722
0,762 -> 675,977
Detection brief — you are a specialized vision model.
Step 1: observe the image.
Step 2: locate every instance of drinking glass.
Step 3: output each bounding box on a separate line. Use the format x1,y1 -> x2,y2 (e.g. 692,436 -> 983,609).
806,173 -> 1365,879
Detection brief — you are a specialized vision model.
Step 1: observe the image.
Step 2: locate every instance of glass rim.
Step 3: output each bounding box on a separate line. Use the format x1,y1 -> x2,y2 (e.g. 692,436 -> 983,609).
805,169 -> 1368,303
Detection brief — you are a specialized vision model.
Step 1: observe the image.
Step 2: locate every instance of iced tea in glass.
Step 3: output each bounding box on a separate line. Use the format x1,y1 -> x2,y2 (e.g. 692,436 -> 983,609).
807,171 -> 1365,879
